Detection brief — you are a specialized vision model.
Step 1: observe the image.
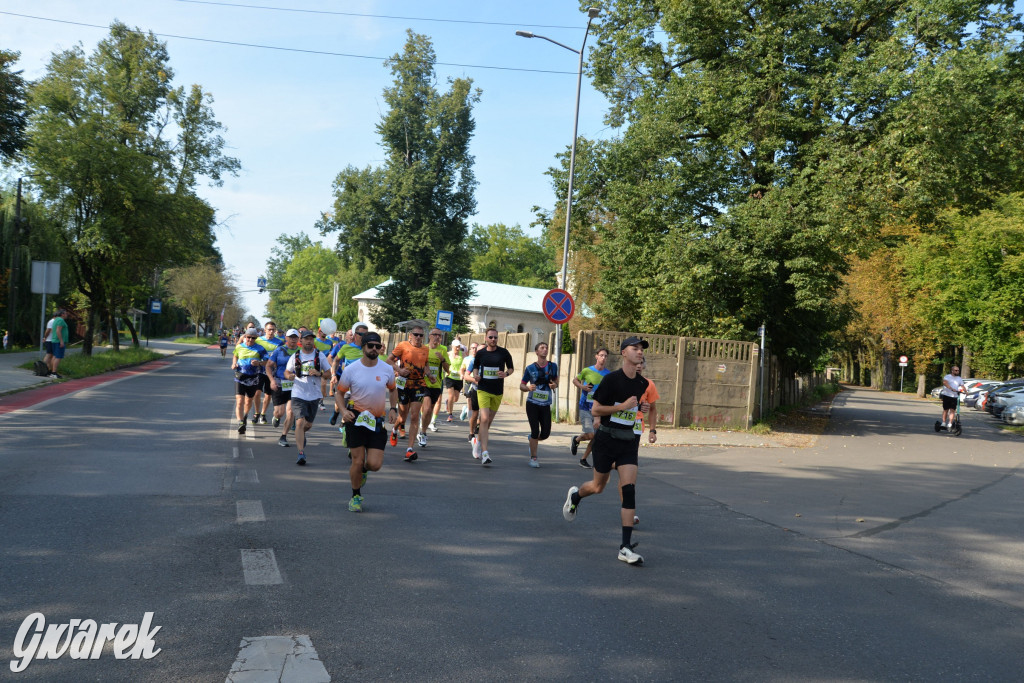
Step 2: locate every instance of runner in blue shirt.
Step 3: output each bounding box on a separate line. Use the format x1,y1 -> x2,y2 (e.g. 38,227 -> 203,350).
520,341 -> 558,468
266,329 -> 301,446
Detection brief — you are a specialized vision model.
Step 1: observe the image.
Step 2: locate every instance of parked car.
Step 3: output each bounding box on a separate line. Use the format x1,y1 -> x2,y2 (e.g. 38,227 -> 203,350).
990,387 -> 1024,417
965,381 -> 1002,408
1004,403 -> 1024,425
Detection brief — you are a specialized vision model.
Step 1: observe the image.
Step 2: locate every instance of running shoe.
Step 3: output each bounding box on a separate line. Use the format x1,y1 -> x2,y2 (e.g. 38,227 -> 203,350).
361,469 -> 368,487
272,416 -> 281,428
481,451 -> 492,465
330,411 -> 339,425
428,421 -> 437,432
563,486 -> 579,521
633,515 -> 640,526
471,436 -> 481,459
459,405 -> 469,421
529,458 -> 540,468
258,414 -> 268,425
417,433 -> 428,447
277,435 -> 288,447
570,435 -> 580,456
237,420 -> 246,434
319,399 -> 325,411
579,458 -> 593,469
348,494 -> 363,512
446,415 -> 454,423
296,452 -> 306,466
390,428 -> 398,447
404,449 -> 418,462
618,543 -> 643,565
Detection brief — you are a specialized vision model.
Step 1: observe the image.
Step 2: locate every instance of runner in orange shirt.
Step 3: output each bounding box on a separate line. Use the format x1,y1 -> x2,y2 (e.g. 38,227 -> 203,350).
386,324 -> 430,462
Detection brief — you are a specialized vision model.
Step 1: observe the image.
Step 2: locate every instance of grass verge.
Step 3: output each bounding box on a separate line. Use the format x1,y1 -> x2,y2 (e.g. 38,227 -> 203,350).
19,347 -> 163,380
173,336 -> 216,345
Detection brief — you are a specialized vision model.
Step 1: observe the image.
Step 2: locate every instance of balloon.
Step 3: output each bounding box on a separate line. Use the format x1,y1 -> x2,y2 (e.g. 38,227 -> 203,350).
319,318 -> 337,335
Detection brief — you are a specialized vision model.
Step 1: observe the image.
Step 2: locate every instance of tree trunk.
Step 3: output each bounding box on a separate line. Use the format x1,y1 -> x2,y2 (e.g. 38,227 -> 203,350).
107,307 -> 120,352
123,311 -> 139,347
82,308 -> 95,356
962,345 -> 972,379
881,346 -> 893,391
917,372 -> 926,397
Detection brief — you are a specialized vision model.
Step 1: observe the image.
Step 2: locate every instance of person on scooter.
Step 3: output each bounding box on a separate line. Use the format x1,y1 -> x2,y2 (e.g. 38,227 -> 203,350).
939,366 -> 965,429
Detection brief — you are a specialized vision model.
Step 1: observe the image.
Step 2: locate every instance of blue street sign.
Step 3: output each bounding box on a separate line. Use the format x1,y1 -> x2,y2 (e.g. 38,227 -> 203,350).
150,299 -> 162,314
436,310 -> 454,331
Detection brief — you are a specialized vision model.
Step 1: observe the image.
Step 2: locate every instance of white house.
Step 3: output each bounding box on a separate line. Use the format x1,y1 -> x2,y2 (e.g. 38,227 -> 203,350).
352,278 -> 590,338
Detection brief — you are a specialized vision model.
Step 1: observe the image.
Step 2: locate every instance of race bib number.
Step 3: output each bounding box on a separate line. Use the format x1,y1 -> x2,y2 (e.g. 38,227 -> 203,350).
483,366 -> 500,380
395,376 -> 407,389
586,390 -> 595,402
281,380 -> 293,391
633,417 -> 643,435
355,410 -> 378,431
530,389 -> 550,403
610,407 -> 638,426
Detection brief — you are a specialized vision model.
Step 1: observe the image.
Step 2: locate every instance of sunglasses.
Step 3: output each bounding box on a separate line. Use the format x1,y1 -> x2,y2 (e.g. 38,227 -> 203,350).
486,336 -> 497,340
429,333 -> 441,337
364,343 -> 382,350
411,332 -> 424,337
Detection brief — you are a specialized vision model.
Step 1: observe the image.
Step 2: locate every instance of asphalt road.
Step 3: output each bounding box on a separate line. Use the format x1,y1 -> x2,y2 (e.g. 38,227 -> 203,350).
1,350 -> 1022,681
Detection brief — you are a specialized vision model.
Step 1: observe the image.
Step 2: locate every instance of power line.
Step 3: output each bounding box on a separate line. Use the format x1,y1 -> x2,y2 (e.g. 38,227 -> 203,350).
173,0 -> 588,31
0,10 -> 578,75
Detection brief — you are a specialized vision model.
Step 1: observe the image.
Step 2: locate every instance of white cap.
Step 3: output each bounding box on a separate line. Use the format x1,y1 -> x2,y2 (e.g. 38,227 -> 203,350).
351,321 -> 370,334
285,328 -> 299,337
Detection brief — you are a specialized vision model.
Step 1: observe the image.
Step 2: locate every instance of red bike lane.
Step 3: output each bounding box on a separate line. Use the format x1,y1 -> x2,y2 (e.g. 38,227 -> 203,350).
0,360 -> 173,416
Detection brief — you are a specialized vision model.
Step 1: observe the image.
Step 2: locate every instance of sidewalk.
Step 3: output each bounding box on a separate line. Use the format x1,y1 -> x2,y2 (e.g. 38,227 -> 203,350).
0,340 -> 199,397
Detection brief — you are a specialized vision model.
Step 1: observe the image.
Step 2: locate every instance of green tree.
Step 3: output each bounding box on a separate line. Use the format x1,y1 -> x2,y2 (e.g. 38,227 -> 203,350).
560,0 -> 1024,373
25,22 -> 238,353
0,48 -> 28,160
264,231 -> 313,294
165,262 -> 240,337
267,243 -> 379,329
467,223 -> 554,288
323,31 -> 479,329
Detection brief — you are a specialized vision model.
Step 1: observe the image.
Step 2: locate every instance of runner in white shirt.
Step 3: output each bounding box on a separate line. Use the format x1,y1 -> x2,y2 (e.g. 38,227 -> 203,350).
284,330 -> 330,466
336,332 -> 399,512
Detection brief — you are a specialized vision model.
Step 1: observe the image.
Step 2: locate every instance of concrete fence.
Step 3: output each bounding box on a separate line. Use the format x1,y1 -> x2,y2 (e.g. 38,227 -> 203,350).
376,328 -> 826,429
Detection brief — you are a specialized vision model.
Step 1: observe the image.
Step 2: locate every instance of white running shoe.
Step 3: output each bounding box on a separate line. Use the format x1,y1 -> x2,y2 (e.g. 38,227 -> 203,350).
459,405 -> 469,421
618,544 -> 644,565
472,436 -> 481,459
563,486 -> 579,521
481,451 -> 492,465
428,421 -> 437,432
417,433 -> 428,447
633,515 -> 640,525
529,458 -> 540,468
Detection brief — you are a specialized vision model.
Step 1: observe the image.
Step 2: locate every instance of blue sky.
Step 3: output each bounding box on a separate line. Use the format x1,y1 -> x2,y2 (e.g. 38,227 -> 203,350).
0,1 -> 614,320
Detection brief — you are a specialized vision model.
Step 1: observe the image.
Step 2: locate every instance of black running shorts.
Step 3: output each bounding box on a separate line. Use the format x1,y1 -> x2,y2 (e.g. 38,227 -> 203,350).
591,429 -> 640,474
345,418 -> 388,451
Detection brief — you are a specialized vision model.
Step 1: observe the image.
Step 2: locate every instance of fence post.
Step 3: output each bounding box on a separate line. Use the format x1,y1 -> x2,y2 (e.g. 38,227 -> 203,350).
674,337 -> 687,427
746,343 -> 759,427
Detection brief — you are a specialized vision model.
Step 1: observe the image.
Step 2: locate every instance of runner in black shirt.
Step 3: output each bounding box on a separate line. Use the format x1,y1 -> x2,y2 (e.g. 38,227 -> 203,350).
562,336 -> 650,565
472,332 -> 515,465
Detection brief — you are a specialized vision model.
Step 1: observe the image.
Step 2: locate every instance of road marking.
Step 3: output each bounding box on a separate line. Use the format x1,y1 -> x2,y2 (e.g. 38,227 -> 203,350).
241,549 -> 283,585
226,635 -> 330,682
232,446 -> 239,459
232,447 -> 253,459
235,469 -> 259,484
236,500 -> 265,523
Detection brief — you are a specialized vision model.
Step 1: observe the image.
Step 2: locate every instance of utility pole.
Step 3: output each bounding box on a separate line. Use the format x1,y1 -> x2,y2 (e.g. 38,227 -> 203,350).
7,178 -> 25,343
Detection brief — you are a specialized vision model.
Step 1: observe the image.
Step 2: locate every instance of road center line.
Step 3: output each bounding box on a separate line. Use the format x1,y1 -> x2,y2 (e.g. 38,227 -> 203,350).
235,469 -> 259,484
241,549 -> 283,585
236,500 -> 265,523
226,635 -> 330,682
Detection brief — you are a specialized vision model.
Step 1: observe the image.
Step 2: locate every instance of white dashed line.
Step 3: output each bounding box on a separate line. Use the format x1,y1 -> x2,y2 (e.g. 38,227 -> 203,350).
226,635 -> 330,682
236,500 -> 265,523
235,469 -> 259,484
241,549 -> 283,585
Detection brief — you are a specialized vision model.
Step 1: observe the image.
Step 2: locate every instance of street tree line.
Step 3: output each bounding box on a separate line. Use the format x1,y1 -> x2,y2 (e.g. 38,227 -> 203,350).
0,23 -> 242,351
533,0 -> 1024,388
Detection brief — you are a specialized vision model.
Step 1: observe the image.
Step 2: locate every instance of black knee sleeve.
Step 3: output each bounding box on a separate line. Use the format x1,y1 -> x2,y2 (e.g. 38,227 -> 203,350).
621,483 -> 635,509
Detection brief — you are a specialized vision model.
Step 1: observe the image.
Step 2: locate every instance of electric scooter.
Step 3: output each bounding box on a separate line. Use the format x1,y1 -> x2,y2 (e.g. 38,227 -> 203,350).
934,391 -> 963,436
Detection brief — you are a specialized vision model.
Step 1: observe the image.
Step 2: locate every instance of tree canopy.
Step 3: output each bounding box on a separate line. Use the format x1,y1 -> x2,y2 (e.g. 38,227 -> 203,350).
543,0 -> 1024,373
24,22 -> 239,352
322,31 -> 478,329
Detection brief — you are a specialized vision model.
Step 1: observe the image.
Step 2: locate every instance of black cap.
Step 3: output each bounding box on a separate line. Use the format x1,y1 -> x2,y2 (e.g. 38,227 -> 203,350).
620,336 -> 649,351
300,329 -> 316,338
362,331 -> 382,345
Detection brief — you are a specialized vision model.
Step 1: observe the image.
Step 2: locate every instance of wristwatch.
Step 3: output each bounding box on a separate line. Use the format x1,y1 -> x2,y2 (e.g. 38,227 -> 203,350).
650,429 -> 657,434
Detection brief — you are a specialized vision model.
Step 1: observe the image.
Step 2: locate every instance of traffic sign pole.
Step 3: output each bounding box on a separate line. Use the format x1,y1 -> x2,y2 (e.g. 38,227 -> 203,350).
542,289 -> 575,422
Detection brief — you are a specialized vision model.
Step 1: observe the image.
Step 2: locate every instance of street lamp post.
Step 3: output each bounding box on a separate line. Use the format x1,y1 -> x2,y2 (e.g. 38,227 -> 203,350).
517,7 -> 600,421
